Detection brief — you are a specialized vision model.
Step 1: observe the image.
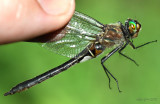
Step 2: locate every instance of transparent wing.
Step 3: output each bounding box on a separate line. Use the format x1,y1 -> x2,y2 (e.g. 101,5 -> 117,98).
42,11 -> 104,58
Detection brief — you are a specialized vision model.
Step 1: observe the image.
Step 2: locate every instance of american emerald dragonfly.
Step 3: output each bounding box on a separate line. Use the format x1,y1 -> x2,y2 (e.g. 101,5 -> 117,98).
4,11 -> 157,96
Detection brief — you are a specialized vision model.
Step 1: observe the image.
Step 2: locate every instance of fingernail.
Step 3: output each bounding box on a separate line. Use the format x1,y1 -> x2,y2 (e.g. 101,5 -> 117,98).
37,0 -> 73,15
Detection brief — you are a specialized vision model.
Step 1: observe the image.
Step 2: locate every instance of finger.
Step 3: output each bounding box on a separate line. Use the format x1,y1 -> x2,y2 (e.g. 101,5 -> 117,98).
0,0 -> 75,44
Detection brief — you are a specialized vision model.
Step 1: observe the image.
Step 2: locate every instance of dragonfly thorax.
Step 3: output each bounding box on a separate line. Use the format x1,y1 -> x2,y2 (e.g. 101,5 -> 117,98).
102,23 -> 125,48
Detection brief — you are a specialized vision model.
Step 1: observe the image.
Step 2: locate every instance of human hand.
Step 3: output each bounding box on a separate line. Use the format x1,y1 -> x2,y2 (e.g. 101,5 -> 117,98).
0,0 -> 75,44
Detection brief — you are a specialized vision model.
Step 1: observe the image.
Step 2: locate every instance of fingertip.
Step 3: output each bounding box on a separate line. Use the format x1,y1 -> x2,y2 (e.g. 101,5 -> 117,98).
31,0 -> 75,38
37,0 -> 75,16
0,0 -> 75,44
43,0 -> 75,31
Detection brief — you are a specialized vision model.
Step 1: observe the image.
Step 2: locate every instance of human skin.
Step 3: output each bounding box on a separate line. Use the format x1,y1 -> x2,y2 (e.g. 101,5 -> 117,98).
0,0 -> 75,44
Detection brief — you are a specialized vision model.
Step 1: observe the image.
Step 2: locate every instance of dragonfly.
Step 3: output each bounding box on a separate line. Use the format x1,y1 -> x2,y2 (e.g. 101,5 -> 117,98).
4,11 -> 157,96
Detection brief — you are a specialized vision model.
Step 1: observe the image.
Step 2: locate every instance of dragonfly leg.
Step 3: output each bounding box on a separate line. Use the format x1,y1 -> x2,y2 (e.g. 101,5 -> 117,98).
130,40 -> 157,49
118,42 -> 139,66
119,40 -> 157,66
101,44 -> 123,92
102,67 -> 111,89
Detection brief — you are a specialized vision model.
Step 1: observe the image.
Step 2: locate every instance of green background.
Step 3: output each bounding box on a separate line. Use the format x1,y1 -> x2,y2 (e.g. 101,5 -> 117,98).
0,0 -> 160,104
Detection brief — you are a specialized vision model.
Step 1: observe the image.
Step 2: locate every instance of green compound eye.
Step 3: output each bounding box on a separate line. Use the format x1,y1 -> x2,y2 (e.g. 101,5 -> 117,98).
126,19 -> 141,38
129,21 -> 136,30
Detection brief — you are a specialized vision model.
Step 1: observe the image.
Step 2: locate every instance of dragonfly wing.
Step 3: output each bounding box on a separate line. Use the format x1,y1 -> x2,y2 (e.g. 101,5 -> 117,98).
42,11 -> 104,58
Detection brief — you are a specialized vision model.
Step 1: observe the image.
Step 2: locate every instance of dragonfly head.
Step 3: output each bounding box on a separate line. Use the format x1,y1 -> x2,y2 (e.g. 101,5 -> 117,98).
125,19 -> 141,38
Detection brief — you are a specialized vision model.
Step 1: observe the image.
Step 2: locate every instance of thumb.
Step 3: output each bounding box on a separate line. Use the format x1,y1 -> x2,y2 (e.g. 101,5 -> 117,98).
0,0 -> 75,44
